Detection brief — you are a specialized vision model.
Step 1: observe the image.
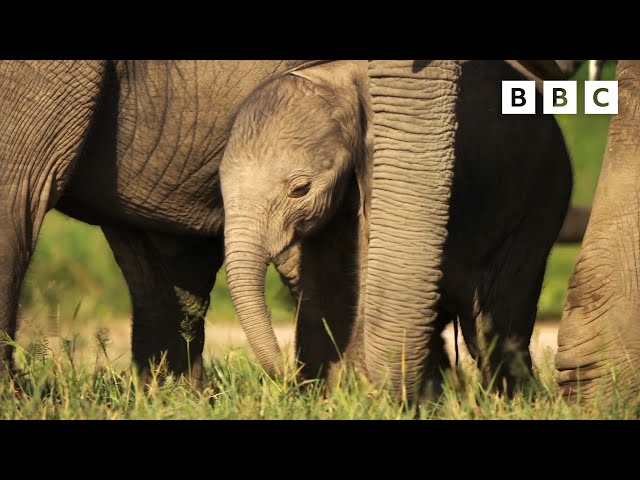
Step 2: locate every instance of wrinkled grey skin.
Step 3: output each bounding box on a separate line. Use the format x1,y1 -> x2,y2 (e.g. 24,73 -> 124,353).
556,60 -> 640,400
0,60 -> 314,383
220,60 -> 572,394
0,59 -> 488,391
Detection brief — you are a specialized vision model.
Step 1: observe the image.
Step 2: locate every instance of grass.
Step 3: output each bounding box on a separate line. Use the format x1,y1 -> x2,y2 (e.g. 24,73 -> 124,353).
2,329 -> 638,419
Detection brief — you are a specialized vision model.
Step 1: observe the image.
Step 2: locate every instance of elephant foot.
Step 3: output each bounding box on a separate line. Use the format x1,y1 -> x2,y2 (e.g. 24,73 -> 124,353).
0,351 -> 20,383
489,349 -> 535,397
134,352 -> 206,394
556,356 -> 640,403
556,300 -> 640,403
557,374 -> 640,405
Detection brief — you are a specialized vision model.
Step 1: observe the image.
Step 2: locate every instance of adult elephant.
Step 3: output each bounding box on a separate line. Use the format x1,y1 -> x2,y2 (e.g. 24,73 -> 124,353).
361,60 -> 565,400
0,60 -> 317,383
556,60 -> 640,400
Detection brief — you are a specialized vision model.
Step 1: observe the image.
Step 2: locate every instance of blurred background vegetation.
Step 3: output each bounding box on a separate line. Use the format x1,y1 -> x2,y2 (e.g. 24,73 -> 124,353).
20,61 -> 617,329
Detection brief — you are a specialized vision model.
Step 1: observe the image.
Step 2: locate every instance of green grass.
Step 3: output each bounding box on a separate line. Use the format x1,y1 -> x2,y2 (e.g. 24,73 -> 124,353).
2,331 -> 638,419
22,211 -> 130,323
538,245 -> 582,317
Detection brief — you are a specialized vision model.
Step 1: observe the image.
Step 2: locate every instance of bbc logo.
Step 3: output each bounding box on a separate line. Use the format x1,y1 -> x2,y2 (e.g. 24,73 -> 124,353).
502,81 -> 618,115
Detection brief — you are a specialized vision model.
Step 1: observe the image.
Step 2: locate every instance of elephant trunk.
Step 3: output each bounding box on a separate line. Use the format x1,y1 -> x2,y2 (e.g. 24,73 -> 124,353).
224,220 -> 281,375
364,60 -> 461,400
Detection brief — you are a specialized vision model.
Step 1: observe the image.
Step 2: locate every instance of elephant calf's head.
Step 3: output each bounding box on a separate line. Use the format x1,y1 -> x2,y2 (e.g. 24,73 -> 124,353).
220,61 -> 367,374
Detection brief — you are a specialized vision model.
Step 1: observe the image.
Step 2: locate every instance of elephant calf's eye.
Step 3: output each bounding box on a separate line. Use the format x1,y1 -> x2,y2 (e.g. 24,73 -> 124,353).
289,181 -> 311,198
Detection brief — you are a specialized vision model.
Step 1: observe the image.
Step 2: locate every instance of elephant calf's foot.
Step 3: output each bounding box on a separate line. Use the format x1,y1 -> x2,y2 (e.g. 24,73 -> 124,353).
420,332 -> 453,399
135,354 -> 205,392
480,346 -> 534,397
0,345 -> 17,376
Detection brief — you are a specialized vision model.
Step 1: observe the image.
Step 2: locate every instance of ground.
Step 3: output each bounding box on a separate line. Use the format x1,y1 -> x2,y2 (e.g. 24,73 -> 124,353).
16,315 -> 561,372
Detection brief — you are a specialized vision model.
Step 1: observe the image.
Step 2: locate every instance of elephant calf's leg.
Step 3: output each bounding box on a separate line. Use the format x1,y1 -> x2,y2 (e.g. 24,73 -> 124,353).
420,308 -> 454,398
102,226 -> 222,386
281,204 -> 359,384
460,236 -> 551,395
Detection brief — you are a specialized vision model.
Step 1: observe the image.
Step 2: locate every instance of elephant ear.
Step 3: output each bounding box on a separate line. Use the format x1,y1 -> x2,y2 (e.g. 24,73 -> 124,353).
289,60 -> 367,89
290,60 -> 371,222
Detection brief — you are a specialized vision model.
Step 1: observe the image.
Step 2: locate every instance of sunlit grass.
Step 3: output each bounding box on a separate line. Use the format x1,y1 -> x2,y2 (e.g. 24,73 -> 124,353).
2,330 -> 637,420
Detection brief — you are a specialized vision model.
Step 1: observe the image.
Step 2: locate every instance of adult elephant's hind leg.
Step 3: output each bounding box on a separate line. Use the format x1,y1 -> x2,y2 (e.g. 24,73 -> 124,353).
557,61 -> 640,400
102,226 -> 222,386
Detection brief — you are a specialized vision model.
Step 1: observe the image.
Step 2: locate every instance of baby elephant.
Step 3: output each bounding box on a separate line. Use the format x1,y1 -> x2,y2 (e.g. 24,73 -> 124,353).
220,60 -> 572,393
221,62 -> 364,380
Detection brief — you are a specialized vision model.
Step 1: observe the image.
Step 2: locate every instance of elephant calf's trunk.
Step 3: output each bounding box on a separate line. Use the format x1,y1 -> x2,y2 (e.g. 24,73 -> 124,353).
224,231 -> 281,375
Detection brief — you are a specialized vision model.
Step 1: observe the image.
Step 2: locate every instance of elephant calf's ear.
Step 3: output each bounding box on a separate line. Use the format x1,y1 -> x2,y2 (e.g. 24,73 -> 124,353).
291,60 -> 371,221
354,87 -> 372,225
290,60 -> 368,89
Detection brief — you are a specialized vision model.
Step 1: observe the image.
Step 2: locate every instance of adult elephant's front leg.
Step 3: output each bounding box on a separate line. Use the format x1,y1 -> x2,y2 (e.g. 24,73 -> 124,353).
102,226 -> 222,386
0,217 -> 27,373
0,60 -> 106,373
557,60 -> 640,400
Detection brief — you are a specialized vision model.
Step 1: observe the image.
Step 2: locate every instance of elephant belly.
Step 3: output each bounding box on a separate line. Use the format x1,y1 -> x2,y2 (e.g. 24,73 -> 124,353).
62,127 -> 226,235
58,60 -> 310,235
57,170 -> 225,236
